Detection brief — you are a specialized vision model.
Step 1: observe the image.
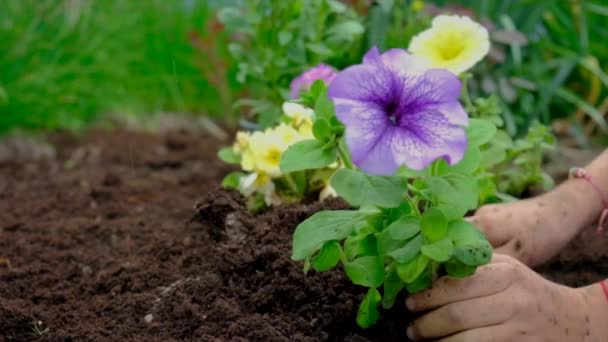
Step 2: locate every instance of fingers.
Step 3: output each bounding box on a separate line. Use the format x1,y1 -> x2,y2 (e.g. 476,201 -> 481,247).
468,205 -> 513,247
407,295 -> 515,341
435,324 -> 518,342
406,261 -> 515,312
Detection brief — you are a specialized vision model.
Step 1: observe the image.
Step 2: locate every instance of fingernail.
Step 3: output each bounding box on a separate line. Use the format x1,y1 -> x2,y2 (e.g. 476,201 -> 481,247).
407,325 -> 418,341
406,297 -> 415,310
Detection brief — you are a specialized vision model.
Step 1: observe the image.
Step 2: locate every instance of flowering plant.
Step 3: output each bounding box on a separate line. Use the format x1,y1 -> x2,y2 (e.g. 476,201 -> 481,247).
219,98 -> 341,211
219,13 -> 555,327
288,45 -> 496,328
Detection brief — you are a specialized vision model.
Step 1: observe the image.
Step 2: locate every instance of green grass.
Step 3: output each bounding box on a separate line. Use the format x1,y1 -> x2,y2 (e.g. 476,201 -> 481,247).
432,0 -> 608,139
0,0 -> 237,134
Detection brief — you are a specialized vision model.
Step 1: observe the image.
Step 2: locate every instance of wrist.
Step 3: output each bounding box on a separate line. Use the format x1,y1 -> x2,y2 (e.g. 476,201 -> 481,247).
578,281 -> 608,339
546,177 -> 603,234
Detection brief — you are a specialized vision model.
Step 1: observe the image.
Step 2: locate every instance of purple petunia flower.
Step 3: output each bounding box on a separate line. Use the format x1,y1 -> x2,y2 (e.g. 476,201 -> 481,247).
290,64 -> 338,99
328,47 -> 468,175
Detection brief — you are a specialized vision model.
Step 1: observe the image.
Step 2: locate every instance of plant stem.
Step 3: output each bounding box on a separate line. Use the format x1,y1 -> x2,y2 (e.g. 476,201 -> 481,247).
337,244 -> 348,264
284,173 -> 299,195
338,143 -> 355,169
460,73 -> 474,112
404,194 -> 421,216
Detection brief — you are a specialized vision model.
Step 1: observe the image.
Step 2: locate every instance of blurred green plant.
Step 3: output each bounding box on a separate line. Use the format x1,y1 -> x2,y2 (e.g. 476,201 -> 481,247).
217,0 -> 365,127
427,0 -> 608,143
0,0 -> 237,134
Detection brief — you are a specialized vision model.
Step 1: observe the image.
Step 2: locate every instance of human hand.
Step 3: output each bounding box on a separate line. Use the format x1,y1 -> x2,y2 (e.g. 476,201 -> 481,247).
406,254 -> 608,341
470,189 -> 587,267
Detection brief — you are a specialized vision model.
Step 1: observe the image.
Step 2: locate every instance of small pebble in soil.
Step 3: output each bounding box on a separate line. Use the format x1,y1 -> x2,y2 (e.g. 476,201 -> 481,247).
144,314 -> 154,324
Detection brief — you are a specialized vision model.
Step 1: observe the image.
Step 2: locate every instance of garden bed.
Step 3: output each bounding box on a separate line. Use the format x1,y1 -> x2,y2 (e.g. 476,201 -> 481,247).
0,129 -> 606,341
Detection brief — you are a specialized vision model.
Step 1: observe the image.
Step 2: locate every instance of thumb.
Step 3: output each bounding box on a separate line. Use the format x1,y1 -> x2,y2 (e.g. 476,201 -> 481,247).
466,208 -> 511,248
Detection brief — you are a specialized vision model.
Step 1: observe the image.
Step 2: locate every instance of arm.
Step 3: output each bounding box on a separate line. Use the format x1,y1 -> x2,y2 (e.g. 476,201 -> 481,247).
406,255 -> 608,341
472,149 -> 608,267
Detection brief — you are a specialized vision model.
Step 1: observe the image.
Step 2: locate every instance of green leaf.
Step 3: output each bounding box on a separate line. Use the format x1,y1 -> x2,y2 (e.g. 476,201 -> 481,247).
314,89 -> 335,119
397,254 -> 429,283
382,268 -> 404,309
327,21 -> 365,42
377,216 -> 421,256
427,174 -> 478,220
421,208 -> 448,242
221,172 -> 244,189
312,241 -> 342,272
448,220 -> 493,266
438,145 -> 481,174
387,234 -> 424,263
331,169 -> 406,208
313,118 -> 333,142
307,43 -> 333,56
344,233 -> 377,260
384,216 -> 421,240
309,80 -> 327,101
396,166 -> 425,178
421,237 -> 454,262
453,243 -> 492,266
280,140 -> 337,173
278,31 -> 292,45
467,119 -> 498,146
445,261 -> 476,278
479,144 -> 507,168
218,147 -> 241,164
405,270 -> 431,293
357,288 -> 382,329
345,256 -> 385,288
447,219 -> 487,245
292,210 -> 372,260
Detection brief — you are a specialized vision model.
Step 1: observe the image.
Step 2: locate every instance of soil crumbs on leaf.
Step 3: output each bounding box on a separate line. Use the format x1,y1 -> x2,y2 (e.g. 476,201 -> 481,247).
0,129 -> 605,341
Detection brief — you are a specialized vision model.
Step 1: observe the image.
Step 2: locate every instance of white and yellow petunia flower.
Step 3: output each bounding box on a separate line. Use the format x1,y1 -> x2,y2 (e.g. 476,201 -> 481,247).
409,15 -> 490,74
238,172 -> 282,206
282,102 -> 314,128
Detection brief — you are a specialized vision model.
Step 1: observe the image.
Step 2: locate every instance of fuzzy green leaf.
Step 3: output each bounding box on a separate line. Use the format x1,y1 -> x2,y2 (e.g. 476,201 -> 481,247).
314,90 -> 335,119
448,220 -> 493,266
221,171 -> 244,189
312,241 -> 342,272
331,169 -> 406,208
280,139 -> 337,173
427,174 -> 478,220
382,268 -> 404,309
384,216 -> 421,240
386,234 -> 424,264
397,254 -> 429,284
453,243 -> 492,266
344,233 -> 377,261
421,237 -> 454,262
467,119 -> 498,146
218,147 -> 241,164
445,261 -> 476,278
312,118 -> 333,142
357,288 -> 382,329
421,208 -> 448,242
345,256 -> 385,288
377,216 -> 421,256
292,210 -> 371,260
438,145 -> 481,174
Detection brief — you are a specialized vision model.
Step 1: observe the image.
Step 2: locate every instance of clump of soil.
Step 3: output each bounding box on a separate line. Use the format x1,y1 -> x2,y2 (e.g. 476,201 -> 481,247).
0,129 -> 606,341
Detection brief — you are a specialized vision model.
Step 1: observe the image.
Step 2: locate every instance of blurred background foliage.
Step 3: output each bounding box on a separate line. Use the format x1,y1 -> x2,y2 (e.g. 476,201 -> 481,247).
0,0 -> 607,146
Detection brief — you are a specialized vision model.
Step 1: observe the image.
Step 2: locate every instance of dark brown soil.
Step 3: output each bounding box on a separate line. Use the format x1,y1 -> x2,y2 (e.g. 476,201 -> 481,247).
0,129 -> 606,342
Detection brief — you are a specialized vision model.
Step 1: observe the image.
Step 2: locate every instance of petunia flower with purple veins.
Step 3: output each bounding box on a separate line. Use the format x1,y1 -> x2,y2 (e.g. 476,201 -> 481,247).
290,64 -> 338,99
328,47 -> 468,175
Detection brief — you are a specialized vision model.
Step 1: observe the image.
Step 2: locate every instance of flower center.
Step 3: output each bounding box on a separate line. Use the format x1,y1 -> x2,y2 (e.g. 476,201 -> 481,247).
385,101 -> 400,126
264,148 -> 282,166
437,35 -> 466,60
